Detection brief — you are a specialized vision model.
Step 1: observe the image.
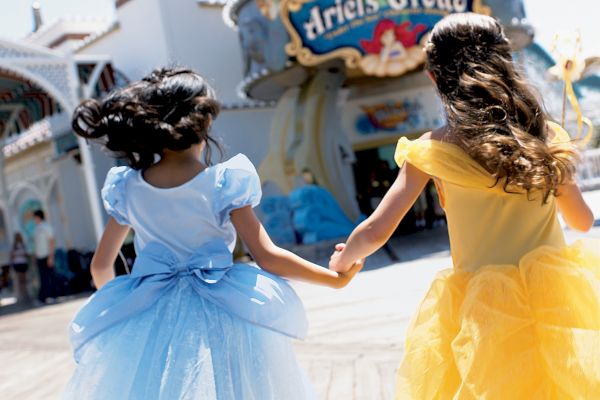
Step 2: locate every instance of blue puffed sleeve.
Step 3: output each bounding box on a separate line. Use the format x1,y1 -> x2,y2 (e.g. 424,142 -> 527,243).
101,166 -> 133,226
215,154 -> 262,225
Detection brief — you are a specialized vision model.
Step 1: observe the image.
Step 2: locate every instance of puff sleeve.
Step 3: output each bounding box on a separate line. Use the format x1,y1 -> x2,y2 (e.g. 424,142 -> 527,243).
101,166 -> 133,226
214,154 -> 262,225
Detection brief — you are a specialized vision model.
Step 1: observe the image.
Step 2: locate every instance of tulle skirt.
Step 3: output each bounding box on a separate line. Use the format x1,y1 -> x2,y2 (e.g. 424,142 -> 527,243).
396,240 -> 600,399
63,277 -> 314,400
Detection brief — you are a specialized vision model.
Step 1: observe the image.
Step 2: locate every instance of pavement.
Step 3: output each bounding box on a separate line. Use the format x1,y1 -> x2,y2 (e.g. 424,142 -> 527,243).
1,190 -> 599,400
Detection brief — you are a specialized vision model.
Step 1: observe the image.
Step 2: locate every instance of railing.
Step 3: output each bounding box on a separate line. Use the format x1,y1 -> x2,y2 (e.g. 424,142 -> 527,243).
579,148 -> 600,191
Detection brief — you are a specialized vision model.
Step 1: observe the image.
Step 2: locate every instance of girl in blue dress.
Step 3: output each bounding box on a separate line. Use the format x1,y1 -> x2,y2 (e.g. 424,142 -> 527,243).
63,67 -> 363,400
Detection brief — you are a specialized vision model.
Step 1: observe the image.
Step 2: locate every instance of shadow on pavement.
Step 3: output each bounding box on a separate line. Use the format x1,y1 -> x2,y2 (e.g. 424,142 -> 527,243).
0,292 -> 92,318
290,226 -> 451,272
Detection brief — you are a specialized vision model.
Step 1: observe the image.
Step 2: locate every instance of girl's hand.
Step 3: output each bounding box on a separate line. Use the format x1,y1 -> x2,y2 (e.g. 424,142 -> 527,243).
328,257 -> 365,289
329,243 -> 348,272
232,206 -> 364,288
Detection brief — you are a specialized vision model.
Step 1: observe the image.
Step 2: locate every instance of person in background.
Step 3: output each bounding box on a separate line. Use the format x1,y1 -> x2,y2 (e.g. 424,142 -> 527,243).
9,232 -> 30,302
33,210 -> 56,303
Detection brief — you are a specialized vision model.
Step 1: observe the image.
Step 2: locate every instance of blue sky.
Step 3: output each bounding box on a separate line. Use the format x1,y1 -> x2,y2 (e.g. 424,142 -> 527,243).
0,0 -> 598,58
525,0 -> 599,59
0,0 -> 115,38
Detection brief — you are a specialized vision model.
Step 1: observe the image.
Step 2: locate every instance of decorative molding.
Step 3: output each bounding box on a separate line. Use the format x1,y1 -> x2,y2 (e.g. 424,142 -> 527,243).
22,16 -> 113,45
1,39 -> 116,156
47,33 -> 90,49
23,63 -> 75,105
0,63 -> 75,117
8,180 -> 46,209
2,118 -> 52,158
72,21 -> 120,53
0,38 -> 59,59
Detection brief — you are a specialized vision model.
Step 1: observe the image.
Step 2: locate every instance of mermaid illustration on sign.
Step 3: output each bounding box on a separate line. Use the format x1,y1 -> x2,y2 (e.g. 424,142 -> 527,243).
359,20 -> 428,77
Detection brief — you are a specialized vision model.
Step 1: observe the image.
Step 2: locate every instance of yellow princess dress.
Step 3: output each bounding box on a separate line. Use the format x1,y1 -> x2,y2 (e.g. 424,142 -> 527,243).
393,126 -> 600,399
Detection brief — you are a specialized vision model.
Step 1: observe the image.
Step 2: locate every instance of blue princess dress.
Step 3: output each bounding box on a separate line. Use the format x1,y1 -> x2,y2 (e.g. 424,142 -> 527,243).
63,155 -> 314,400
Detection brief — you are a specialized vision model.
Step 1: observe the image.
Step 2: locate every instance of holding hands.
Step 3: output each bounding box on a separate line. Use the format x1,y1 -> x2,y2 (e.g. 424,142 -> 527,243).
329,243 -> 365,286
328,245 -> 364,288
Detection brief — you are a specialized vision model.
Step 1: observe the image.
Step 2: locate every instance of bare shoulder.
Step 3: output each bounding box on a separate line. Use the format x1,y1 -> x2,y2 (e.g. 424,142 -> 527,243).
420,126 -> 448,141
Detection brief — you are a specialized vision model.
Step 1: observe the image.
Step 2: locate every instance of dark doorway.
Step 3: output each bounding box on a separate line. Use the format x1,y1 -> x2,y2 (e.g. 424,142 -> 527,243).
352,143 -> 445,235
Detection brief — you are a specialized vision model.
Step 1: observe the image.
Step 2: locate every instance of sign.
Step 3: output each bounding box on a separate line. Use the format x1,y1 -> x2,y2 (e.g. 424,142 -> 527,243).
341,85 -> 444,143
281,0 -> 490,77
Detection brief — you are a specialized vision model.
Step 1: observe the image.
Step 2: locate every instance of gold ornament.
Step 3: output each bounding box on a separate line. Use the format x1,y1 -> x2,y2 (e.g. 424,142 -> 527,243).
547,31 -> 594,145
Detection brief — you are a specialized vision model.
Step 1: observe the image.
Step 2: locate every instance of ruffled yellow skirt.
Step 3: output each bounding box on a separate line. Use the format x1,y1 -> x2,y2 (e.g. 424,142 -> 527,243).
396,240 -> 600,399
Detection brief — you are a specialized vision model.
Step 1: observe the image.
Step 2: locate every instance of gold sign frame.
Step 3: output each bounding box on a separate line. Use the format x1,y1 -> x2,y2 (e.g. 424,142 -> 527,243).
280,0 -> 492,70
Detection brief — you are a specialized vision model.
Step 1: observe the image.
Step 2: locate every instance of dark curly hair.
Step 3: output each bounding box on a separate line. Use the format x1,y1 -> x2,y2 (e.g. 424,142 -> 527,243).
425,13 -> 577,201
72,67 -> 221,170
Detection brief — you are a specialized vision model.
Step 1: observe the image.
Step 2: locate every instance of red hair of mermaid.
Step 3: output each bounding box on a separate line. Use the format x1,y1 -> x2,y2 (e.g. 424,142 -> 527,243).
360,19 -> 428,54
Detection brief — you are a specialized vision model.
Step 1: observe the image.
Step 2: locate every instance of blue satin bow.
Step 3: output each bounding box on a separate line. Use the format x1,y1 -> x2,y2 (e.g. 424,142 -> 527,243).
70,240 -> 308,362
131,240 -> 234,283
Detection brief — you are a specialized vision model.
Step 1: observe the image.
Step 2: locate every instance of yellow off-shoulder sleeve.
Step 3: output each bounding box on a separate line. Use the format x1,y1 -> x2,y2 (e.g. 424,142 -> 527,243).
394,136 -> 496,189
394,136 -> 412,168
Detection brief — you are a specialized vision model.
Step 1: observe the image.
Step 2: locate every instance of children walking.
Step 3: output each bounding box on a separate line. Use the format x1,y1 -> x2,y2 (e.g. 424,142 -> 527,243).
330,13 -> 600,399
64,67 -> 362,400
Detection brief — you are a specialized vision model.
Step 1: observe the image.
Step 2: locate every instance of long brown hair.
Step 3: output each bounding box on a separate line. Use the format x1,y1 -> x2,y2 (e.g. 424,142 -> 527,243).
425,13 -> 577,201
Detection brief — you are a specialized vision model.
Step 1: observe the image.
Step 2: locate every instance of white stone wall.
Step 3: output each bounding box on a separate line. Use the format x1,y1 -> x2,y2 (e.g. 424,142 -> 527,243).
212,108 -> 274,163
155,0 -> 246,103
77,0 -> 171,81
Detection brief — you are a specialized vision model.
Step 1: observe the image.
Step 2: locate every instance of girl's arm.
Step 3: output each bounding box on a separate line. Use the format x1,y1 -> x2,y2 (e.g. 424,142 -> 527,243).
556,182 -> 594,232
91,217 -> 130,289
330,161 -> 431,273
230,206 -> 363,289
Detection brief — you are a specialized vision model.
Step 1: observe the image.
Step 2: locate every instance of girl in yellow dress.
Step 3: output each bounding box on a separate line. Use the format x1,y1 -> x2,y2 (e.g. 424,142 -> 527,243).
330,13 -> 600,399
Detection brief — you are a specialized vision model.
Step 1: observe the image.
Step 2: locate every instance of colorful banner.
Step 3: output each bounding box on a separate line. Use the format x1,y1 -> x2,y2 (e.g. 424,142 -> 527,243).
282,0 -> 490,77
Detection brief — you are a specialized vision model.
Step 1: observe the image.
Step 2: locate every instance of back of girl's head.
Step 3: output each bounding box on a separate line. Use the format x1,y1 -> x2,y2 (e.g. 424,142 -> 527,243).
425,13 -> 577,200
72,67 -> 221,169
